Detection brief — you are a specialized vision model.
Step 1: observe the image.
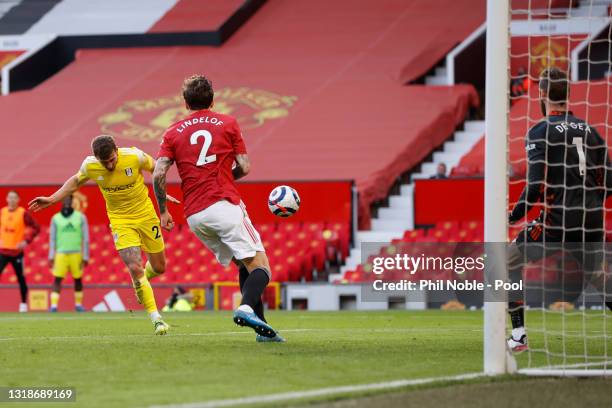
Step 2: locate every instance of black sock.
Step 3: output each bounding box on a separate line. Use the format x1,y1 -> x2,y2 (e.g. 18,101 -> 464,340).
239,266 -> 267,322
606,302 -> 612,311
254,300 -> 267,323
508,301 -> 525,329
239,266 -> 249,293
241,268 -> 269,310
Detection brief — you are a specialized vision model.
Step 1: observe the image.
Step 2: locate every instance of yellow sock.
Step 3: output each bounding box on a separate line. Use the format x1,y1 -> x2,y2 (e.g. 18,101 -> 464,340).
133,275 -> 159,318
51,292 -> 60,307
74,291 -> 83,306
145,261 -> 161,281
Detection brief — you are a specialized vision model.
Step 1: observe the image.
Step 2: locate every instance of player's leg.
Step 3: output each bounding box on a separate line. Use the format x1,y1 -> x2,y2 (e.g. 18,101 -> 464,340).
10,254 -> 28,312
235,258 -> 266,323
507,224 -> 554,352
574,235 -> 612,311
50,253 -> 68,312
118,246 -> 167,334
74,278 -> 84,312
238,252 -> 271,315
0,254 -> 9,278
69,253 -> 85,312
187,201 -> 282,341
507,243 -> 528,352
229,203 -> 282,340
50,277 -> 62,312
113,223 -> 167,335
236,252 -> 285,341
144,251 -> 166,281
140,219 -> 166,281
0,254 -> 12,307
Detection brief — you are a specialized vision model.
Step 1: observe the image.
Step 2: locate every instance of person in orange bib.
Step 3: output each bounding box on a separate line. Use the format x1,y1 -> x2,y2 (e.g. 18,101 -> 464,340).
0,190 -> 40,312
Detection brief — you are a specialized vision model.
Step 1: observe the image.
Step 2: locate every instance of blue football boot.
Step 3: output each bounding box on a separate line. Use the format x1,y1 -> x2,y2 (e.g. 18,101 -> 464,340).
256,334 -> 286,343
233,308 -> 277,338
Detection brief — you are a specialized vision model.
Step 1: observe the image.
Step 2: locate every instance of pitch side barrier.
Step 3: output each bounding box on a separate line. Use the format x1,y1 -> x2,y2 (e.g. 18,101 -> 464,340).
0,283 -> 280,313
3,0 -> 266,94
414,177 -> 612,226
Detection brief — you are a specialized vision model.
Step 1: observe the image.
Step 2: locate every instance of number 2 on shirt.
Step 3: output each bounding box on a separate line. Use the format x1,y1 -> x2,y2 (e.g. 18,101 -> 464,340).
191,130 -> 217,166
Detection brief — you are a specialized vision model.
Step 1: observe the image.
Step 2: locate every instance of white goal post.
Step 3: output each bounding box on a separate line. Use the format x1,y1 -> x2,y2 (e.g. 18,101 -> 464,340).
484,0 -> 511,375
485,0 -> 612,376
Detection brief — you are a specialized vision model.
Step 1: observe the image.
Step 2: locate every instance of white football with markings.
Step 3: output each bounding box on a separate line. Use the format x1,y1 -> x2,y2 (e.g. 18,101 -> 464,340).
268,185 -> 300,217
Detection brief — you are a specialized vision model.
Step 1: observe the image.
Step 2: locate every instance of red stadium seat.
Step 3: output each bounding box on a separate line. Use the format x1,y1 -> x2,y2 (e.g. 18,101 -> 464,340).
271,263 -> 288,282
403,229 -> 425,242
278,222 -> 300,235
426,228 -> 447,242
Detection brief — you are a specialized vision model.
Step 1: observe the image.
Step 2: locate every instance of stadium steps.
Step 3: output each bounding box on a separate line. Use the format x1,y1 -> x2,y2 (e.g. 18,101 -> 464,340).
411,121 -> 484,179
0,1 -> 19,20
569,0 -> 611,17
337,120 -> 485,278
425,67 -> 449,86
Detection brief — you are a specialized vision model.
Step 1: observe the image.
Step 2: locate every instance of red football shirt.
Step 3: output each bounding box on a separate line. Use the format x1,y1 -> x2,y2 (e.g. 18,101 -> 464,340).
158,109 -> 247,218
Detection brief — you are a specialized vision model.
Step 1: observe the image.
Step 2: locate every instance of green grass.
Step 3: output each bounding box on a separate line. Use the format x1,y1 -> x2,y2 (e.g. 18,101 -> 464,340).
0,310 -> 610,408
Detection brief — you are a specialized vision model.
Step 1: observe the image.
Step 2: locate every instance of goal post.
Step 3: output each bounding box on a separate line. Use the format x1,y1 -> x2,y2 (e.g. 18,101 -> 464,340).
484,0 -> 511,375
485,0 -> 612,377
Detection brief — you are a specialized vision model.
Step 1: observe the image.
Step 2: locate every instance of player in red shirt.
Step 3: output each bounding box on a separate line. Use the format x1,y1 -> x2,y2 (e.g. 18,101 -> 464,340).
153,75 -> 284,342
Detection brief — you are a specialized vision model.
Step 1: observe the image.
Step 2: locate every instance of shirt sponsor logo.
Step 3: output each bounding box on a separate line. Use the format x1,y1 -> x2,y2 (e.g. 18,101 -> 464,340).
98,88 -> 297,142
102,183 -> 135,193
526,143 -> 536,151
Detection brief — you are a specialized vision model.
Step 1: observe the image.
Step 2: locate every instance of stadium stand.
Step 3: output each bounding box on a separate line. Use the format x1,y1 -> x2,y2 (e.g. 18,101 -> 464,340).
0,0 -> 483,231
149,0 -> 246,33
340,220 -> 569,285
453,79 -> 612,177
6,221 -> 347,285
0,0 -> 492,307
0,0 -> 246,35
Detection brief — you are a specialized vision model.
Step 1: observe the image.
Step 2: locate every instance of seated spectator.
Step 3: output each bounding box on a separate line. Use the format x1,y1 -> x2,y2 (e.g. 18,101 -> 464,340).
430,163 -> 448,179
162,286 -> 194,312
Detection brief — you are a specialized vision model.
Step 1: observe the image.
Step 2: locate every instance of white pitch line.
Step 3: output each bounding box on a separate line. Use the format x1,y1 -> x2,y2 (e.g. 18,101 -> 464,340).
149,372 -> 487,408
0,327 -> 482,342
0,329 -> 313,342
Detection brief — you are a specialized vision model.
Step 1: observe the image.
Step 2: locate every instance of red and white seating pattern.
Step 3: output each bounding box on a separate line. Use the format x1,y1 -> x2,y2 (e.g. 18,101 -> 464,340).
1,222 -> 349,285
341,220 -> 583,285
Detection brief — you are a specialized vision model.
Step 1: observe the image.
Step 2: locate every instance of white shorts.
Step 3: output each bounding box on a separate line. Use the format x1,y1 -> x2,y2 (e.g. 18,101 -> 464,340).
187,200 -> 265,267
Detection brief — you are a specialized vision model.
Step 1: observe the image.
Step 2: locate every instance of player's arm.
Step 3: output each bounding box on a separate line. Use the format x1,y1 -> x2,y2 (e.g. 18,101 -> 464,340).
153,157 -> 176,230
595,129 -> 612,197
509,129 -> 545,224
230,119 -> 250,180
28,174 -> 87,212
135,148 -> 180,205
233,154 -> 250,180
81,213 -> 90,266
605,153 -> 612,197
48,218 -> 56,267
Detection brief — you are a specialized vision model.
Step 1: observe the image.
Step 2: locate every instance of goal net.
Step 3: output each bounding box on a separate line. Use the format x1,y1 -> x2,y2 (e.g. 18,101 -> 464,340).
487,0 -> 612,376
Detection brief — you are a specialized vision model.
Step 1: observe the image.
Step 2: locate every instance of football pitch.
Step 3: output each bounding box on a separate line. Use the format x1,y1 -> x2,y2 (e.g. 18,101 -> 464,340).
0,310 -> 610,408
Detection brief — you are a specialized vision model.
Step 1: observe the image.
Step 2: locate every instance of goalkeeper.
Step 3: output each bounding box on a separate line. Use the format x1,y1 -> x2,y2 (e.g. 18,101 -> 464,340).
507,67 -> 612,352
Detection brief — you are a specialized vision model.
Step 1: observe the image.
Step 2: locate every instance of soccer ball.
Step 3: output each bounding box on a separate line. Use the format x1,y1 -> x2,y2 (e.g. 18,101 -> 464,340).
268,185 -> 300,217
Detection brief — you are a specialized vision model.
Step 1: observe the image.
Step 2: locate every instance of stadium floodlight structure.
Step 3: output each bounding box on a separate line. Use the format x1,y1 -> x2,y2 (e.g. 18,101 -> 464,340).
485,0 -> 612,376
